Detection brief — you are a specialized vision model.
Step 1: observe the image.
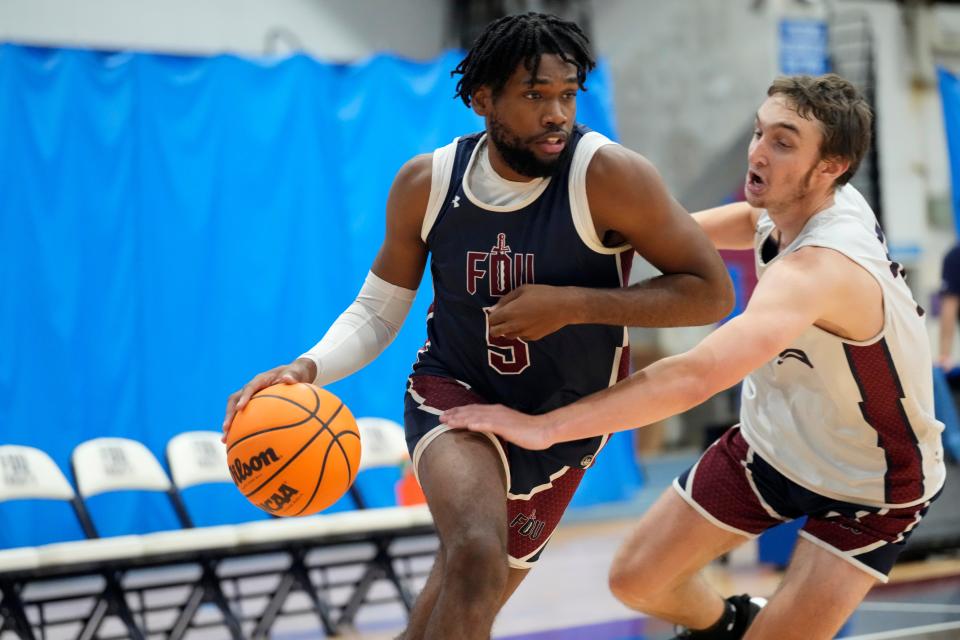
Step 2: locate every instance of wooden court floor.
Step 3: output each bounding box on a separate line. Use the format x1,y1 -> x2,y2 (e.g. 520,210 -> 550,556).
324,515 -> 960,640
326,447 -> 960,640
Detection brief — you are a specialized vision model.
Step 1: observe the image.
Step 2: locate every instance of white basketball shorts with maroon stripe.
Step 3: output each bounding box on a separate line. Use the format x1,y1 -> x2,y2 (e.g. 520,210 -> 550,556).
675,426 -> 938,582
404,374 -> 607,569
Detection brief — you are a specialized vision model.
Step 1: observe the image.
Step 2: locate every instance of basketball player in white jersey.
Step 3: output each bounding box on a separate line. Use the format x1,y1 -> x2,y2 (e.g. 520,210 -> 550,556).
442,74 -> 946,639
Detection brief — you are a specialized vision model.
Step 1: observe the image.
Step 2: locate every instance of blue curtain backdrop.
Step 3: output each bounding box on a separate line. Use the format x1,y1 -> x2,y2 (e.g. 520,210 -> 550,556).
0,44 -> 639,545
940,66 -> 960,233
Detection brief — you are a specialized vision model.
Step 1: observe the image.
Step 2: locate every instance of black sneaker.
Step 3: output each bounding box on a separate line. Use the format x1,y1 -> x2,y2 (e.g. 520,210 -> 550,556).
671,594 -> 767,639
727,594 -> 766,636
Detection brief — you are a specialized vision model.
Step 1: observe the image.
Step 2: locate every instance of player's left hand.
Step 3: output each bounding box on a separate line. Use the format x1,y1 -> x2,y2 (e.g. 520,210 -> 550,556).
440,403 -> 555,450
487,284 -> 580,340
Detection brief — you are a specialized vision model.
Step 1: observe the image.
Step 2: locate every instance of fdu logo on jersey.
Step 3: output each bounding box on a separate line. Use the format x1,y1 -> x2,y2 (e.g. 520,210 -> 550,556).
466,233 -> 536,297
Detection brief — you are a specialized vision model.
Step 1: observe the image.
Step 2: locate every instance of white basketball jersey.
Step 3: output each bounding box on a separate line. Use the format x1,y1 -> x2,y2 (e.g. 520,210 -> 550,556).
739,185 -> 945,508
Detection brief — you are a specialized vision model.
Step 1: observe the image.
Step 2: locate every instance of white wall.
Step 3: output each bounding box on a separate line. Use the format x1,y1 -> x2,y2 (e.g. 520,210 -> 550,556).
591,0 -> 778,195
837,2 -> 947,294
823,1 -> 960,358
0,0 -> 449,61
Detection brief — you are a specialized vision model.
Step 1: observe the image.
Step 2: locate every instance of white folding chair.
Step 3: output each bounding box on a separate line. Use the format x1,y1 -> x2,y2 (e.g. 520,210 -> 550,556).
166,431 -> 232,492
0,444 -> 146,639
166,430 -> 269,526
72,436 -> 241,542
72,437 -> 242,639
0,445 -> 69,640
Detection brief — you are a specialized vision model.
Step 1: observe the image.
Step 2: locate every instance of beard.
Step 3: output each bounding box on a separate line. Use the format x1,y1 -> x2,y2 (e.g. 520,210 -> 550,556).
789,162 -> 819,203
488,115 -> 571,178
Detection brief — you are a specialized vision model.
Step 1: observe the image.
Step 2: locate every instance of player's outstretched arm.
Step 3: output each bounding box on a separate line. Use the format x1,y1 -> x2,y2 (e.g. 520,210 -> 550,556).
222,155 -> 432,439
692,201 -> 762,250
443,249 -> 835,448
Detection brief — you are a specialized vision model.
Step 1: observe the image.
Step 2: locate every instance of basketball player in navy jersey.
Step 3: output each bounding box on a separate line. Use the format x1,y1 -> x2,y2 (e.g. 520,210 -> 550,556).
223,13 -> 733,640
444,74 -> 946,640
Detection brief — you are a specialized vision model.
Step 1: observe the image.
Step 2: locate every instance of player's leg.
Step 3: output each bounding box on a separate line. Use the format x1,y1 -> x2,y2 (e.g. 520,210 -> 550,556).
401,552 -> 528,639
401,376 -> 603,637
499,568 -> 530,606
608,487 -> 747,630
414,429 -> 510,640
746,493 -> 938,639
396,543 -> 444,640
610,426 -> 785,635
744,537 -> 874,640
401,375 -> 532,639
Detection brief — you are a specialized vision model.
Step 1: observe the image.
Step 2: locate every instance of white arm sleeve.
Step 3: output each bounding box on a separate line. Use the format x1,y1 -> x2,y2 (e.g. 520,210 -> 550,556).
298,271 -> 417,386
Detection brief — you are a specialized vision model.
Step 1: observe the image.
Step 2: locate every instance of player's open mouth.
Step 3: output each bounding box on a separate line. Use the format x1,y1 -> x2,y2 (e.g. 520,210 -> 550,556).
535,134 -> 567,155
746,169 -> 766,194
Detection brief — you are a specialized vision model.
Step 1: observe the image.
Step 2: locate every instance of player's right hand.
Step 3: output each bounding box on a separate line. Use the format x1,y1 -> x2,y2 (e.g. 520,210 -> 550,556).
221,358 -> 317,442
440,403 -> 556,450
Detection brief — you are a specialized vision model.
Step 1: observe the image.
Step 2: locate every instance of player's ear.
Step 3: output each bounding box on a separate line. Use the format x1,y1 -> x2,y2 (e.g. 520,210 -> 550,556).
472,86 -> 491,116
820,155 -> 850,183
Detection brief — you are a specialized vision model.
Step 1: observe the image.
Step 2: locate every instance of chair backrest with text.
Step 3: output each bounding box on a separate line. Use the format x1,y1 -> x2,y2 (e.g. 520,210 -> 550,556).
71,437 -> 182,537
0,445 -> 89,548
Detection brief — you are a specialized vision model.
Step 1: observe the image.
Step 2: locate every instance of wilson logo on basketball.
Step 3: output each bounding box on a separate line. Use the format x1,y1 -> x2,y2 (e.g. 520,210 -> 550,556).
229,447 -> 280,485
259,483 -> 299,513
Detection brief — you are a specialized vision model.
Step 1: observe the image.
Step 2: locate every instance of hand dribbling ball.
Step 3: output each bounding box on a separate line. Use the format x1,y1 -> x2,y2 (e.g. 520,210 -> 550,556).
225,383 -> 361,516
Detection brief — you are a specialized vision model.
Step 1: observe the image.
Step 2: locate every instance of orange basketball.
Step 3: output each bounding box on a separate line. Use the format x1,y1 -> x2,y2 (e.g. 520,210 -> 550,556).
225,383 -> 361,517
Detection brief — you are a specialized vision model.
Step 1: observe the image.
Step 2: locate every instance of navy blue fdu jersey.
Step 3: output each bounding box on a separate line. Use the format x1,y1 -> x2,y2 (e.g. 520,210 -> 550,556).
411,125 -> 633,414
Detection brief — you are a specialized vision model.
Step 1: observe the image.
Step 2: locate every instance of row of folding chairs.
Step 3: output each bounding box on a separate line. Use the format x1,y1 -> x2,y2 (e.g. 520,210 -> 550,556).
0,418 -> 436,639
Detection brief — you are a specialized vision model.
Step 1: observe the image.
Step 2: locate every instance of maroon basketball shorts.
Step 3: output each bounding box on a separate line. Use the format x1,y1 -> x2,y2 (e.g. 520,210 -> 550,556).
675,426 -> 938,582
404,374 -> 605,568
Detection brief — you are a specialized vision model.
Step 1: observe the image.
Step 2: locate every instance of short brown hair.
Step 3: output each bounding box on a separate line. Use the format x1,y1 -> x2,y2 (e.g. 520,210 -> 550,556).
767,74 -> 873,186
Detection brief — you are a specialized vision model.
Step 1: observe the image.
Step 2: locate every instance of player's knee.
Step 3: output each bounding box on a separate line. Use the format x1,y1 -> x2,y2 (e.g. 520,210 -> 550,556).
442,532 -> 508,594
608,563 -> 656,608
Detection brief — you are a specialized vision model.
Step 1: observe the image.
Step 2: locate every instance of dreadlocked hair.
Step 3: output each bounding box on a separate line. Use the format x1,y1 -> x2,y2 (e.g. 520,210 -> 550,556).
452,12 -> 595,107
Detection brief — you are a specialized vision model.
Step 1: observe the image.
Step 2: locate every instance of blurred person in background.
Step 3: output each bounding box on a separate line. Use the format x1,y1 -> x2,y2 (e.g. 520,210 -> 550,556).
444,74 -> 946,640
223,11 -> 733,640
938,242 -> 960,370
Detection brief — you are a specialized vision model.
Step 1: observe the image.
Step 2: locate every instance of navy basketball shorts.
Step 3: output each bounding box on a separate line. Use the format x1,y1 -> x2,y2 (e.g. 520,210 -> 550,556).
404,374 -> 605,569
674,426 -> 938,582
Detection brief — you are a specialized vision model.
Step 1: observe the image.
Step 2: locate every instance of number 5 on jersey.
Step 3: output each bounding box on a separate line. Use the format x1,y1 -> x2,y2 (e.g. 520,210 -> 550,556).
484,307 -> 531,375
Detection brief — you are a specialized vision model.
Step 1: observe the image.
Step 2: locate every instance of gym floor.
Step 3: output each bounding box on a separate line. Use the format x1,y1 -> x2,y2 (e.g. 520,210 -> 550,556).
321,516 -> 960,640
329,452 -> 960,640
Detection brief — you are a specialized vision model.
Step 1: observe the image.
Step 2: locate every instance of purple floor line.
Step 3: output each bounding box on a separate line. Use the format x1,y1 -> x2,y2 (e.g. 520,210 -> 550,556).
498,616 -> 650,640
